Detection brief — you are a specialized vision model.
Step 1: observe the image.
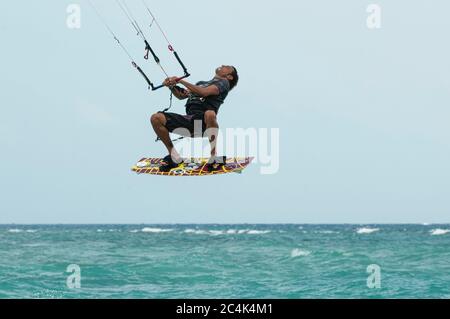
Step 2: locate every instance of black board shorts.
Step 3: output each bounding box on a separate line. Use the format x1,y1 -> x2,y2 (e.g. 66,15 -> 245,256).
160,112 -> 206,137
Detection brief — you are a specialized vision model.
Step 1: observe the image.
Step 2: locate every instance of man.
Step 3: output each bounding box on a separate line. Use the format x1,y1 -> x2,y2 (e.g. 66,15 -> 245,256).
150,65 -> 239,172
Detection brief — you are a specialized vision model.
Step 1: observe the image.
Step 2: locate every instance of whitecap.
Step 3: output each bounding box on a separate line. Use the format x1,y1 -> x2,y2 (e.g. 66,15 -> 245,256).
247,230 -> 271,235
8,229 -> 23,233
430,229 -> 450,236
356,227 -> 380,234
141,227 -> 173,233
6,228 -> 37,233
184,229 -> 270,235
129,229 -> 139,233
184,229 -> 208,235
209,230 -> 225,236
291,248 -> 311,257
315,230 -> 338,234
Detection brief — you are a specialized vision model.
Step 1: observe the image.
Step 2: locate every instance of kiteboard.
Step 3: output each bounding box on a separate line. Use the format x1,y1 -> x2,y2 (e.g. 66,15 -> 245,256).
132,157 -> 253,176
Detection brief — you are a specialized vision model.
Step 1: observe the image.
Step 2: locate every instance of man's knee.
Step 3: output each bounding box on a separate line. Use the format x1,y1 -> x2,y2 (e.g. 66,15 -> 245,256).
151,113 -> 165,126
204,110 -> 217,124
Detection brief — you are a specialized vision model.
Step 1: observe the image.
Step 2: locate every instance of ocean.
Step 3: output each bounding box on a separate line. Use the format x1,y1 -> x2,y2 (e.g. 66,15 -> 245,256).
0,224 -> 449,299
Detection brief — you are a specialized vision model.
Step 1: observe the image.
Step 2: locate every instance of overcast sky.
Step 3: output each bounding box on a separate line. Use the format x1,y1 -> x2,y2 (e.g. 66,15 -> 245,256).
0,0 -> 449,223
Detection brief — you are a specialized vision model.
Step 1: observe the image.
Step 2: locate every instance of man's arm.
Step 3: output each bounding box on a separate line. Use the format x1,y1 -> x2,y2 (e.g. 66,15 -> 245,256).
170,86 -> 190,100
178,80 -> 219,97
163,78 -> 189,100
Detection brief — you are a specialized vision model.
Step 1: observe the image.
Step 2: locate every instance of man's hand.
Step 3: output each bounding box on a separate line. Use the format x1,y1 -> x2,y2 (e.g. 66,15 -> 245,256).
167,83 -> 190,100
163,77 -> 179,87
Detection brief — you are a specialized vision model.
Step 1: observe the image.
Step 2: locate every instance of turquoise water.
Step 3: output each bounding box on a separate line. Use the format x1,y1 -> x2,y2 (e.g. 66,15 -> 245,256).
0,224 -> 449,299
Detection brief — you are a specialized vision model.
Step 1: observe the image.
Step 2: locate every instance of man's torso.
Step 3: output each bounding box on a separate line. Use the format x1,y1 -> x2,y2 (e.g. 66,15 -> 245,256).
185,78 -> 230,116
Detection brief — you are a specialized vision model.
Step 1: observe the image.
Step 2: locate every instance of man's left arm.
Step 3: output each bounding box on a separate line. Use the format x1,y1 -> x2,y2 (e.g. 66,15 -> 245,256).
178,80 -> 219,97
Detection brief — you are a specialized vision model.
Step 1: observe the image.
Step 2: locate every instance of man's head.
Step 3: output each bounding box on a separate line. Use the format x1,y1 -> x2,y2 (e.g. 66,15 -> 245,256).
216,65 -> 239,90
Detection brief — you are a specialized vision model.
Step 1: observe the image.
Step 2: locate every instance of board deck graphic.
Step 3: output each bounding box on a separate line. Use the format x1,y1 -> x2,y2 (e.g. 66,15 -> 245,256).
132,157 -> 253,176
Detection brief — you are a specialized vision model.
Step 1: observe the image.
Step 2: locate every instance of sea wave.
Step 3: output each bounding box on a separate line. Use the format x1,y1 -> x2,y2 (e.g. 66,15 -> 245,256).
315,230 -> 339,234
356,227 -> 380,234
96,229 -> 120,233
183,229 -> 271,236
8,229 -> 23,233
247,230 -> 271,235
209,230 -> 225,236
430,229 -> 450,236
184,229 -> 208,235
291,248 -> 311,257
7,229 -> 37,233
141,227 -> 174,233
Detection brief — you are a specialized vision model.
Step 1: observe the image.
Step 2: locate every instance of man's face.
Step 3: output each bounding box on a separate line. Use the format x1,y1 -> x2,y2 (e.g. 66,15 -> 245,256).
216,65 -> 235,79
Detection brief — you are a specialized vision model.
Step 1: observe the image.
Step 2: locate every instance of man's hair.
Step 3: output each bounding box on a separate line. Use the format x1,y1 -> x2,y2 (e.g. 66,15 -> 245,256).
229,67 -> 239,90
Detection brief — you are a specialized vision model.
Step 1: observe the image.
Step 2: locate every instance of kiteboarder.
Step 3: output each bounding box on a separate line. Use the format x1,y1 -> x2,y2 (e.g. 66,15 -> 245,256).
150,65 -> 239,172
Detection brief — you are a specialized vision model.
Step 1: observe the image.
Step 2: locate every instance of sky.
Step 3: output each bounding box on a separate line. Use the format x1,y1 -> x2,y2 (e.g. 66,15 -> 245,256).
0,0 -> 449,224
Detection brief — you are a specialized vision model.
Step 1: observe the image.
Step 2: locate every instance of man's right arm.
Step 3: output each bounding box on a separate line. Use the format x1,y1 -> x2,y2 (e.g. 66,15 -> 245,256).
170,86 -> 190,100
163,77 -> 189,100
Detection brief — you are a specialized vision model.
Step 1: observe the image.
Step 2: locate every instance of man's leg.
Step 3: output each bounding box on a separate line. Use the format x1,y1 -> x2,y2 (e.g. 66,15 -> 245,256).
150,113 -> 181,162
204,110 -> 219,157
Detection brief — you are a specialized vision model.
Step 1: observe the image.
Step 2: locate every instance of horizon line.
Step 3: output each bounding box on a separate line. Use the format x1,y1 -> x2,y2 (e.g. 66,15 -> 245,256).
0,222 -> 449,226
